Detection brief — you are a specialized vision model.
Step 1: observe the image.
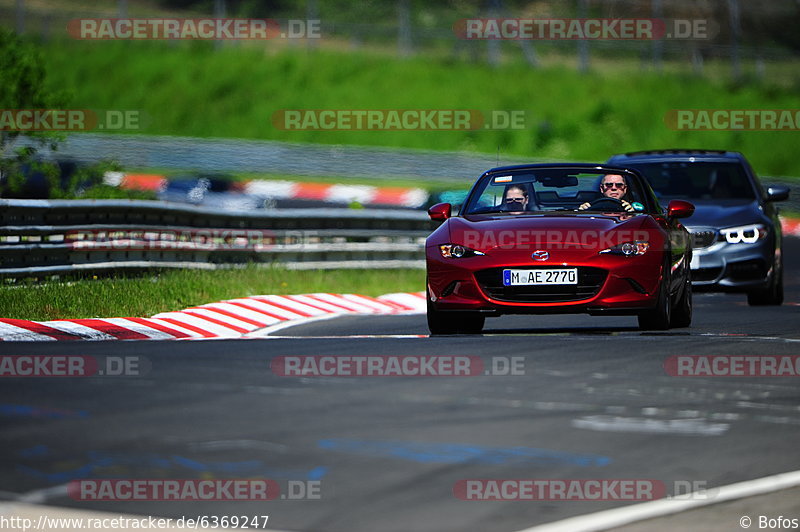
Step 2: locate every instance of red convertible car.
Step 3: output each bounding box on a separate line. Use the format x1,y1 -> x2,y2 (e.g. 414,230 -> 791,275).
426,164 -> 695,334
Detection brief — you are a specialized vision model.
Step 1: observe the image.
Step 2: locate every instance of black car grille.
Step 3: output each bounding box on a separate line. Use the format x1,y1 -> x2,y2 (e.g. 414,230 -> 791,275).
690,230 -> 718,249
474,267 -> 607,303
693,267 -> 722,282
725,259 -> 768,281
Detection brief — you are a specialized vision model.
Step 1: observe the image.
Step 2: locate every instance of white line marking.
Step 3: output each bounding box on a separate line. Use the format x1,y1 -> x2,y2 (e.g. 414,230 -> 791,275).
515,469 -> 800,532
571,415 -> 729,436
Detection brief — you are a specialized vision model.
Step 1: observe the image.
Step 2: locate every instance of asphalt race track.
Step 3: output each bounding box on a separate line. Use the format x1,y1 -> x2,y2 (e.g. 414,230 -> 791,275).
2,238 -> 799,532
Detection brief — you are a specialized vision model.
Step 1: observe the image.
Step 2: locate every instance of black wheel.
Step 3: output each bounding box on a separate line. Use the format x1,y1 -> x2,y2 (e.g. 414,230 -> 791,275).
748,262 -> 783,306
670,274 -> 692,328
638,269 -> 672,330
426,290 -> 484,335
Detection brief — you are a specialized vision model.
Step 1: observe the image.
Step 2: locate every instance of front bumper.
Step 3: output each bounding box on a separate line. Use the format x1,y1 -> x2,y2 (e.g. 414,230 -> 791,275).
690,237 -> 776,292
427,248 -> 666,316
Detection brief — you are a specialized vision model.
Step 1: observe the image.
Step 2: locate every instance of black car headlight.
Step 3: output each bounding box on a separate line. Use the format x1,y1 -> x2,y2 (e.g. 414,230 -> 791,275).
599,241 -> 650,256
720,224 -> 767,244
439,244 -> 485,258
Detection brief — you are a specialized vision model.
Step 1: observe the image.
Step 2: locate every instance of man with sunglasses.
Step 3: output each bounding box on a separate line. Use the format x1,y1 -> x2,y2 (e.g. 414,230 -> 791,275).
578,174 -> 635,212
503,184 -> 529,212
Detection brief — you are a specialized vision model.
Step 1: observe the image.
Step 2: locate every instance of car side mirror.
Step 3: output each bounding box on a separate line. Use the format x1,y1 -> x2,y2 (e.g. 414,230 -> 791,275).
428,202 -> 452,221
667,199 -> 694,219
765,185 -> 789,202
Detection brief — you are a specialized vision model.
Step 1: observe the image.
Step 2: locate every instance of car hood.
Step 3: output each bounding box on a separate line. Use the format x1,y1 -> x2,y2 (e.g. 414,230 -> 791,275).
678,200 -> 762,230
448,213 -> 648,253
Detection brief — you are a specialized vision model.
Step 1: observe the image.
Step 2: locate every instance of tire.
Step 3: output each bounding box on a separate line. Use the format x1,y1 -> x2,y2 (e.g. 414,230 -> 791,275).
638,269 -> 672,331
670,274 -> 692,328
427,291 -> 484,335
747,264 -> 783,306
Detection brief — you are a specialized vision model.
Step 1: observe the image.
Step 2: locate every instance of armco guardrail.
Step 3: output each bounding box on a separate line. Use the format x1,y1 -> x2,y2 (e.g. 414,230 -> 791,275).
0,199 -> 437,277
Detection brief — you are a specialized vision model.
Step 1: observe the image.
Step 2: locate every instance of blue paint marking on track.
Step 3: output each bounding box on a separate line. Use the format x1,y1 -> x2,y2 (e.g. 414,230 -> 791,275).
0,404 -> 88,419
317,439 -> 611,467
19,445 -> 49,458
16,448 -> 328,483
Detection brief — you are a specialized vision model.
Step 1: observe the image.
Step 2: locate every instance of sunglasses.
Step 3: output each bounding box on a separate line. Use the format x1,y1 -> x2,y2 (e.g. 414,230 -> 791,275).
506,197 -> 526,203
602,182 -> 626,190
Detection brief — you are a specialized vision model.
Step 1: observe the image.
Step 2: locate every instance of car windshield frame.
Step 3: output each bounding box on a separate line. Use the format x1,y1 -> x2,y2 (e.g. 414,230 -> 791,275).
461,167 -> 656,216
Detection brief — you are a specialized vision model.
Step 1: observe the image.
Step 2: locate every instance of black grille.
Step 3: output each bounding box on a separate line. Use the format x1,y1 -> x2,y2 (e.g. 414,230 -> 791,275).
693,267 -> 722,282
725,259 -> 767,281
691,230 -> 718,249
475,267 -> 607,303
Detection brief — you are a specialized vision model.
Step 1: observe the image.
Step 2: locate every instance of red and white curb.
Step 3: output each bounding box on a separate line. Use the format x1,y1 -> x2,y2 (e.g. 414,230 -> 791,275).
105,173 -> 429,208
242,180 -> 428,208
782,216 -> 800,237
0,292 -> 426,342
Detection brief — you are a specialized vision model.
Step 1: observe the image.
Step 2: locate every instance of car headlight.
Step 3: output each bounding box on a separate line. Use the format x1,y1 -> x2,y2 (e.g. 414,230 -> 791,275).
439,244 -> 485,258
720,224 -> 767,244
599,241 -> 650,256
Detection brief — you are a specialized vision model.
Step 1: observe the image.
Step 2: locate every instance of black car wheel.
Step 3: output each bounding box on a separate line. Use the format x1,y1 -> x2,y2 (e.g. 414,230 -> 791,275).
747,259 -> 784,306
670,274 -> 692,328
638,267 -> 672,330
426,287 -> 485,335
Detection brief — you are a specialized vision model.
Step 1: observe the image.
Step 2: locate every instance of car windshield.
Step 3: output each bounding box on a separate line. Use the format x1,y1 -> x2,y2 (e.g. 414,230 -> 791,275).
626,162 -> 756,200
462,169 -> 649,215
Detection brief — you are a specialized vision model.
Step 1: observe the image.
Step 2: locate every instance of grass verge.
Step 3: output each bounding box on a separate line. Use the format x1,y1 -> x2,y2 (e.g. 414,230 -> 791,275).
0,267 -> 425,321
39,40 -> 800,177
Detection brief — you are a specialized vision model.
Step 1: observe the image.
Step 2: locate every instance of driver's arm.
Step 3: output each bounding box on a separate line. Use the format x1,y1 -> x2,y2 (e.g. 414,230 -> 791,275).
578,202 -> 591,210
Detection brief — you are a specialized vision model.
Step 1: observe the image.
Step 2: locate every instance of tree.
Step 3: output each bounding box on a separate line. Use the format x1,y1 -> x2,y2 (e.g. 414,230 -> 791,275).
0,28 -> 67,152
0,28 -> 70,198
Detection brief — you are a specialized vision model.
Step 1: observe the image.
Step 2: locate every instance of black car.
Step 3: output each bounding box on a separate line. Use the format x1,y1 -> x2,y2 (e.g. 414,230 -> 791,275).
607,150 -> 789,305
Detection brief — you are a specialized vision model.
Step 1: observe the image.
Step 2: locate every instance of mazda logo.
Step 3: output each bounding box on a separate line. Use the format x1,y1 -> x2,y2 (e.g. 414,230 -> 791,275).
532,250 -> 549,261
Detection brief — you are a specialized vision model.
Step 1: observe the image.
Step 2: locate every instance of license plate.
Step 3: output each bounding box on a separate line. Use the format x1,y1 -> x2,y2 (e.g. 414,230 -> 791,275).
503,268 -> 578,286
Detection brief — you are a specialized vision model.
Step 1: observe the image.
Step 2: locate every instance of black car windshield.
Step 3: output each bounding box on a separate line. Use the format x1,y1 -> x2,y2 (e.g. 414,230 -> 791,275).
626,162 -> 756,200
462,169 -> 650,215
